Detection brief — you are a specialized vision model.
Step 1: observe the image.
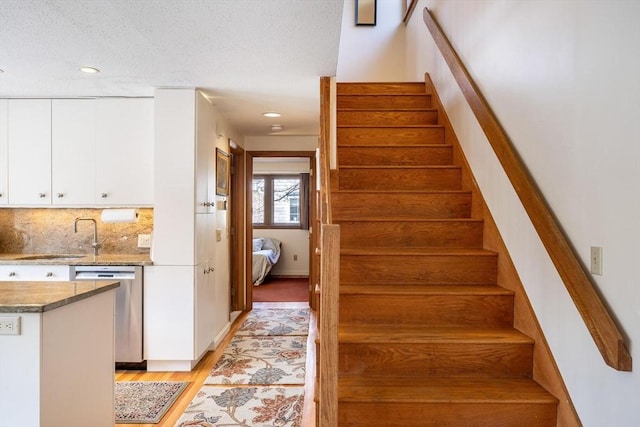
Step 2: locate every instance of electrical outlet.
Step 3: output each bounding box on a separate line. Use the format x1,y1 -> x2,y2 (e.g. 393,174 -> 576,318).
138,234 -> 152,249
591,246 -> 603,275
0,316 -> 20,335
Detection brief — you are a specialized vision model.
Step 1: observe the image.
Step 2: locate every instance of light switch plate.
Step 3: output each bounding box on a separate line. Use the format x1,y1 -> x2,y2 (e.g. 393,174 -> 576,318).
590,246 -> 603,275
138,234 -> 152,248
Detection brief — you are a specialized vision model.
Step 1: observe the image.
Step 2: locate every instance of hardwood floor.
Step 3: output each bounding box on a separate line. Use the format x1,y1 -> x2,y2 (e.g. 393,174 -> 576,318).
115,301 -> 315,426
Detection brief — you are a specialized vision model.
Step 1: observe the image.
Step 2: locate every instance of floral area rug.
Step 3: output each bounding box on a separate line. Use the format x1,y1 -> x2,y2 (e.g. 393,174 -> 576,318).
235,308 -> 310,336
204,335 -> 307,385
175,386 -> 304,427
114,381 -> 188,423
176,308 -> 310,426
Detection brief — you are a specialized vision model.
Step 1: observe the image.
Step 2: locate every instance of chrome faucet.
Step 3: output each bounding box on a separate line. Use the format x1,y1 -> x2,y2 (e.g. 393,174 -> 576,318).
74,217 -> 101,256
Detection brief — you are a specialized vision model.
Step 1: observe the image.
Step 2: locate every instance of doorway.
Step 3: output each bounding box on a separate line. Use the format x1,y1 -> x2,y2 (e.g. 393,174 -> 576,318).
245,151 -> 316,311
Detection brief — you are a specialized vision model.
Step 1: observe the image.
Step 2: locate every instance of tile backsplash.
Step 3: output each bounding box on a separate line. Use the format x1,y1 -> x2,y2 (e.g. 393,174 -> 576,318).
0,208 -> 153,254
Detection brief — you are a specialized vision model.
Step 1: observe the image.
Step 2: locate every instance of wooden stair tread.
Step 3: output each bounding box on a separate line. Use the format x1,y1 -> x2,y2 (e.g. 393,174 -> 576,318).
335,218 -> 483,223
341,247 -> 497,256
338,165 -> 461,170
334,189 -> 470,194
339,284 -> 513,296
338,124 -> 442,128
337,82 -> 426,95
338,377 -> 558,404
339,325 -> 532,344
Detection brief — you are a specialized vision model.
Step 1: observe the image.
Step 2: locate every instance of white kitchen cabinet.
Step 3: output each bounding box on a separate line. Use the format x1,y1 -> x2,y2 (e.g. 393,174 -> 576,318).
0,265 -> 71,281
195,212 -> 217,266
195,92 -> 216,213
51,99 -> 96,205
148,89 -> 229,371
0,99 -> 8,205
144,262 -> 217,371
95,98 -> 154,206
195,261 -> 216,359
7,99 -> 52,205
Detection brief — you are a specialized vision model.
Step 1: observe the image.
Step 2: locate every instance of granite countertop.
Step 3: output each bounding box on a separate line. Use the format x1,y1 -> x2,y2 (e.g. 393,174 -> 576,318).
0,281 -> 120,313
0,253 -> 152,266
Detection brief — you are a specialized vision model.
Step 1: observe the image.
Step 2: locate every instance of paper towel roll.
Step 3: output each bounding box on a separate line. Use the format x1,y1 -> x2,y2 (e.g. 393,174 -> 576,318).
100,209 -> 139,224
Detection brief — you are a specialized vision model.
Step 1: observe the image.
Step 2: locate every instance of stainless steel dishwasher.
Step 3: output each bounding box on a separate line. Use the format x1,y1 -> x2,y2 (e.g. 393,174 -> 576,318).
70,265 -> 143,364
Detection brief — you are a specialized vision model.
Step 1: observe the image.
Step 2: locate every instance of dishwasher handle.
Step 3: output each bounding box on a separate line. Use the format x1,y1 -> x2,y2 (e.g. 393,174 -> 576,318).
73,271 -> 136,280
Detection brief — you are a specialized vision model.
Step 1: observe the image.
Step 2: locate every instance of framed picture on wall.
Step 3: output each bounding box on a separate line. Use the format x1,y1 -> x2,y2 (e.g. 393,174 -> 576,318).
216,148 -> 229,196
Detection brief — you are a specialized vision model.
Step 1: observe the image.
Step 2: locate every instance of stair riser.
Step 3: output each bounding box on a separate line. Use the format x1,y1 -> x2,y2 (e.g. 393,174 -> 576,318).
338,110 -> 438,126
339,294 -> 512,327
337,220 -> 484,248
338,95 -> 432,110
337,127 -> 445,145
340,255 -> 497,285
338,403 -> 557,426
337,83 -> 427,95
332,192 -> 472,220
339,342 -> 533,379
338,146 -> 453,166
338,168 -> 461,191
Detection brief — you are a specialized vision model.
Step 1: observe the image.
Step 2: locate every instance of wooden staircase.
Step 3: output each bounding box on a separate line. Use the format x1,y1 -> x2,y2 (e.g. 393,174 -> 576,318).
330,82 -> 559,426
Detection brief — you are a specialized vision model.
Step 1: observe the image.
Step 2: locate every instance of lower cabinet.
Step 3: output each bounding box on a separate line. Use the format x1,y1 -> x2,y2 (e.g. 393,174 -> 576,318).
0,265 -> 70,281
144,264 -> 228,372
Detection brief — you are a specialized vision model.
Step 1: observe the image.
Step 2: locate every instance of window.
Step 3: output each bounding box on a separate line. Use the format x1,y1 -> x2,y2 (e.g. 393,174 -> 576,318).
252,174 -> 308,229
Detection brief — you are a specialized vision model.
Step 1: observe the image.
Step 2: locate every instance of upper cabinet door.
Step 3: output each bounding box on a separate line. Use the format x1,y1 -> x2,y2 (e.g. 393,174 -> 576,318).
95,98 -> 154,206
51,99 -> 96,205
195,92 -> 216,213
7,99 -> 52,205
0,100 -> 8,205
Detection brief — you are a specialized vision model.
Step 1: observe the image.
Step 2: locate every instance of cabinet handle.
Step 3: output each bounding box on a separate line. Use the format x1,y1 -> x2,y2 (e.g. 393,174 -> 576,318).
208,267 -> 215,273
0,193 -> 3,197
38,193 -> 46,198
101,193 -> 108,198
46,272 -> 53,277
57,193 -> 64,198
8,272 -> 16,277
203,268 -> 208,275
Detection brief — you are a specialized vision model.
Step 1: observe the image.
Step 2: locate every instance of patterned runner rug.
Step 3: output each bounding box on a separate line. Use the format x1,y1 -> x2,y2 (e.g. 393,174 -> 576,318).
175,386 -> 304,427
176,308 -> 310,426
204,335 -> 307,385
235,308 -> 310,336
115,381 -> 188,424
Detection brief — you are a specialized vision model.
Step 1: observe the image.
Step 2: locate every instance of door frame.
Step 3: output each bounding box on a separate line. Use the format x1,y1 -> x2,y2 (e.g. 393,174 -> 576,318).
229,141 -> 245,312
245,150 -> 317,311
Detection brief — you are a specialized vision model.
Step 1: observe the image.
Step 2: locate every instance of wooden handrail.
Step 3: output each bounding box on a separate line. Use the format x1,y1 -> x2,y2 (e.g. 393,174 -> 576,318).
403,0 -> 419,24
423,7 -> 631,371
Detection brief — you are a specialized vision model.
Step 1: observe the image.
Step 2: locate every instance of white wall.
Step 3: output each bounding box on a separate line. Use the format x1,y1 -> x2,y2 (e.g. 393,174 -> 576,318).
244,135 -> 318,151
403,1 -> 640,425
337,0 -> 407,81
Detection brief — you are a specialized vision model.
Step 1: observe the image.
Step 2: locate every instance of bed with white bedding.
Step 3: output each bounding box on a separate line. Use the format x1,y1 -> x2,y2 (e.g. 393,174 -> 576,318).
252,237 -> 282,285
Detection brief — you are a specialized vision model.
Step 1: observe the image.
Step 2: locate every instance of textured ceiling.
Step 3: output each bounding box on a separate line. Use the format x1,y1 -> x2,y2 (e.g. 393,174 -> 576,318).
0,0 -> 344,136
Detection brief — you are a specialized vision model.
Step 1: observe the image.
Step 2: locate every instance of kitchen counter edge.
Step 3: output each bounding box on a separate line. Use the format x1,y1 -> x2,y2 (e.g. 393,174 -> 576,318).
0,281 -> 120,313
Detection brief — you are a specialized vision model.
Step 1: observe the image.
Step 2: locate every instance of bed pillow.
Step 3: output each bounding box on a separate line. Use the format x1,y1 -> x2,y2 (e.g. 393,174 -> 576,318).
252,238 -> 265,252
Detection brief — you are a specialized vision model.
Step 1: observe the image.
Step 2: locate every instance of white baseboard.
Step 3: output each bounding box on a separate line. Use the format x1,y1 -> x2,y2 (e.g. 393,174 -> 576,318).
210,322 -> 231,351
146,359 -> 197,372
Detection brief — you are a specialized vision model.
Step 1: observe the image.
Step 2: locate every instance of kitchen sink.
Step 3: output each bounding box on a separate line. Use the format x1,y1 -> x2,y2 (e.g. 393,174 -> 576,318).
14,254 -> 86,261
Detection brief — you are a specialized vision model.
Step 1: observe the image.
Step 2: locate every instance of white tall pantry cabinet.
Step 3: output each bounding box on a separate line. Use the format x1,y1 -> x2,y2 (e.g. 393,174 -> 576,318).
145,89 -> 229,371
0,99 -> 8,204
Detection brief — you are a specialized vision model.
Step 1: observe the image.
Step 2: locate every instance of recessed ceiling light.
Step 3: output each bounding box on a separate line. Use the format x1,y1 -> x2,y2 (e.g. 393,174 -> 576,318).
80,66 -> 100,74
271,124 -> 284,132
263,112 -> 281,118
